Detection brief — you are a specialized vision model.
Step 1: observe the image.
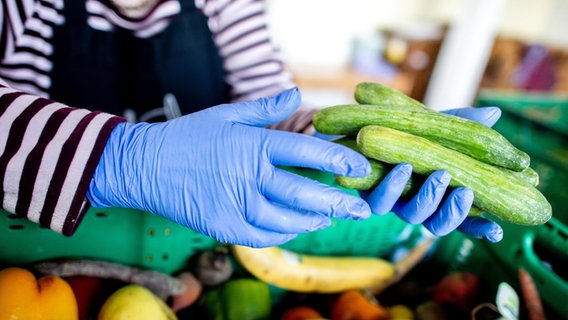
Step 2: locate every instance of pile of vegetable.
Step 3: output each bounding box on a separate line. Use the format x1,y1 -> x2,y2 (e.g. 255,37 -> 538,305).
0,253 -> 483,319
0,241 -> 549,319
0,247 -> 233,319
312,82 -> 552,226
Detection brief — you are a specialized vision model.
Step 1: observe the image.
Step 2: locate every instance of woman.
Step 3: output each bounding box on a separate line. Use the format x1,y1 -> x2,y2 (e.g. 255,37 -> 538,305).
0,0 -> 503,247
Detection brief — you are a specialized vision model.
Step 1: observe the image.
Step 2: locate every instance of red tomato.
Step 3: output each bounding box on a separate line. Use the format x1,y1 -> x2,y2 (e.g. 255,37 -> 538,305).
281,306 -> 324,320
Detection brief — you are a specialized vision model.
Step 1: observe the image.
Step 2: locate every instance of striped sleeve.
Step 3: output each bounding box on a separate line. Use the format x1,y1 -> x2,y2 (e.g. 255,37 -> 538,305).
198,0 -> 316,132
0,84 -> 125,235
199,0 -> 296,102
0,0 -> 65,97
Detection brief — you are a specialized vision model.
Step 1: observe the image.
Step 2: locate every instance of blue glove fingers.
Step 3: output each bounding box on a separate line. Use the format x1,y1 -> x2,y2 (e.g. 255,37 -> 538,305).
247,199 -> 331,234
215,87 -> 301,127
443,106 -> 502,127
422,187 -> 473,236
262,168 -> 371,220
393,170 -> 451,224
364,163 -> 413,215
457,216 -> 504,243
267,130 -> 371,178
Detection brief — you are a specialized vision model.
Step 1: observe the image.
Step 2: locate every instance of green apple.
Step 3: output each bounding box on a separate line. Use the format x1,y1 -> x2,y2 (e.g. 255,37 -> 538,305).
98,284 -> 177,320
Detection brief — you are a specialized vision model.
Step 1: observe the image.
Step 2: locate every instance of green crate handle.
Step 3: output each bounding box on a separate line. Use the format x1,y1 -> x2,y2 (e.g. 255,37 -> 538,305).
428,216 -> 568,316
516,218 -> 568,314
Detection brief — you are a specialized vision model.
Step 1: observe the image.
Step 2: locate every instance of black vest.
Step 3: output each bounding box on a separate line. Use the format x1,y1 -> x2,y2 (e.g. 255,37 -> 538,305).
49,0 -> 230,122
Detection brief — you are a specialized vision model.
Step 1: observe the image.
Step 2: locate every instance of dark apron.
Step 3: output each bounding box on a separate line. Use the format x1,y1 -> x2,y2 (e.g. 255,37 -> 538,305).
49,0 -> 230,122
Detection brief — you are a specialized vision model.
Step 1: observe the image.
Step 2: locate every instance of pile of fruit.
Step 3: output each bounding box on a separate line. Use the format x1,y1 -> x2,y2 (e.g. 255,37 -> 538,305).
0,244 -> 492,320
0,246 -> 238,319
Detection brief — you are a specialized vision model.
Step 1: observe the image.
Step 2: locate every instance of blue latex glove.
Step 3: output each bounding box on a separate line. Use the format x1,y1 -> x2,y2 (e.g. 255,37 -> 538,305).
87,88 -> 372,248
361,106 -> 504,243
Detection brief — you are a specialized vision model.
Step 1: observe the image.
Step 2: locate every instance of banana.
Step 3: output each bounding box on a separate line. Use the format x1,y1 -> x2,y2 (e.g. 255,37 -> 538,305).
231,245 -> 395,293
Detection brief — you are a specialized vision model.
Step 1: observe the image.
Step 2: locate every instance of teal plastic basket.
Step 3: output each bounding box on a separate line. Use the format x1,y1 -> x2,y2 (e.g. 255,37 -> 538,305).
430,217 -> 568,318
477,90 -> 568,225
0,167 -> 418,274
477,89 -> 568,135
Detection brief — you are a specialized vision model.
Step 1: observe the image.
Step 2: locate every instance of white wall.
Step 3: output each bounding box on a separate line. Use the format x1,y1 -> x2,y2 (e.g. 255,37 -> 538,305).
265,0 -> 568,69
265,0 -> 423,68
498,0 -> 561,44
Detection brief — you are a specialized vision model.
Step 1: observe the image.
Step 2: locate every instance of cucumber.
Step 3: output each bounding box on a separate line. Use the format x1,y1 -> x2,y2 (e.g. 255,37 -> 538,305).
313,104 -> 530,171
333,137 -> 418,192
334,137 -> 484,218
498,166 -> 539,187
337,156 -> 420,195
336,159 -> 485,217
357,125 -> 551,226
336,158 -> 394,191
355,82 -> 429,110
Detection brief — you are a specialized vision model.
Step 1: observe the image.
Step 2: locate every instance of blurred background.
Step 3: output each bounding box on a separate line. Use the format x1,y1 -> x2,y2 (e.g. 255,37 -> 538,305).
264,0 -> 568,109
264,0 -> 568,228
263,3 -> 568,318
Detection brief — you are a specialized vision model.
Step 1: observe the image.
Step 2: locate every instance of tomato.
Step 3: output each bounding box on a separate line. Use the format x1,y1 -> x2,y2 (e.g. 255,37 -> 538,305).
281,306 -> 324,320
331,290 -> 388,320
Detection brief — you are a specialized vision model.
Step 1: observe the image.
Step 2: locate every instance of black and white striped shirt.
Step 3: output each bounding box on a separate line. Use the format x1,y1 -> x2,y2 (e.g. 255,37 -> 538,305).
1,0 -> 295,99
0,0 -> 300,235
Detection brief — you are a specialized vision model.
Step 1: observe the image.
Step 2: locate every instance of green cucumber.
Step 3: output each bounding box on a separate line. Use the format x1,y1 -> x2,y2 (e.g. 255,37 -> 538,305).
337,156 -> 418,194
498,166 -> 539,187
333,137 -> 484,217
313,104 -> 530,171
355,82 -> 429,110
333,137 -> 418,192
357,125 -> 551,226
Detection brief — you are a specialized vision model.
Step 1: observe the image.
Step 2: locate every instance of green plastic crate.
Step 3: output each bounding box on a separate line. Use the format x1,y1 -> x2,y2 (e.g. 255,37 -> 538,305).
430,217 -> 568,318
478,89 -> 568,135
0,167 -> 418,275
477,90 -> 568,225
279,167 -> 418,258
0,207 -> 218,275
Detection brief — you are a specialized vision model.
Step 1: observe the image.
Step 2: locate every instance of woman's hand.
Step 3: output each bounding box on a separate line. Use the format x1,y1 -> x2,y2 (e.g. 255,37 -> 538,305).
361,106 -> 504,243
87,88 -> 374,248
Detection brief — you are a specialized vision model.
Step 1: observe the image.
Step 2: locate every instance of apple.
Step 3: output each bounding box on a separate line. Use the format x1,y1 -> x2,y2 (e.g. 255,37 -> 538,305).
98,284 -> 177,320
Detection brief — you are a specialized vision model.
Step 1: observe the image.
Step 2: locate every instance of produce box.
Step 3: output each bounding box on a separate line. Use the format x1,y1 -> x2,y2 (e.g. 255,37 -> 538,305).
431,90 -> 568,318
0,167 -> 419,273
477,90 -> 568,225
428,217 -> 568,319
0,167 -> 425,318
478,89 -> 568,135
0,206 -> 217,274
